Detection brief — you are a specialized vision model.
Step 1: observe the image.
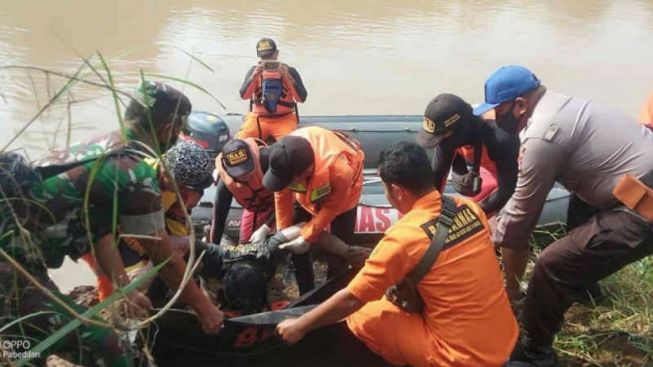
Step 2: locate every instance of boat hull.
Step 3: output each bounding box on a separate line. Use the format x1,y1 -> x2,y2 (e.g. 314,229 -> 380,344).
193,113 -> 569,245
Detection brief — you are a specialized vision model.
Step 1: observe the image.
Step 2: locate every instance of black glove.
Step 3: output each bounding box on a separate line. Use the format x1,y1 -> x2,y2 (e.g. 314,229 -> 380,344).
451,171 -> 482,197
195,241 -> 225,278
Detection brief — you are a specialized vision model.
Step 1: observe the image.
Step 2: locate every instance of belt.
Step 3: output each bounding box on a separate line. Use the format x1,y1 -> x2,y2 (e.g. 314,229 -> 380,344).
255,111 -> 294,118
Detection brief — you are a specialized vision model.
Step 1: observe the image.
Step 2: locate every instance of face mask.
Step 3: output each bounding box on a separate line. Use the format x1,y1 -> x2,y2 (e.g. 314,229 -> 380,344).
496,102 -> 520,133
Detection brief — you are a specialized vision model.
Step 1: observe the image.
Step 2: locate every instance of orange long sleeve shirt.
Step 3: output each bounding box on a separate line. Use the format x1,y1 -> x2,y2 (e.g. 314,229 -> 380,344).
275,154 -> 362,242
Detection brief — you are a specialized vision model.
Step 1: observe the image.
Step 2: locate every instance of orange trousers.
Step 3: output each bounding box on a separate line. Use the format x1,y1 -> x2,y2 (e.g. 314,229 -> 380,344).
80,253 -> 149,301
80,253 -> 114,301
235,112 -> 298,143
346,299 -> 511,367
346,300 -> 437,367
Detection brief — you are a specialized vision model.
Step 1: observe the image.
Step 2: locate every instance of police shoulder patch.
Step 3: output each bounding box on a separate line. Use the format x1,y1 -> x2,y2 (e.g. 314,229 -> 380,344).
420,204 -> 484,248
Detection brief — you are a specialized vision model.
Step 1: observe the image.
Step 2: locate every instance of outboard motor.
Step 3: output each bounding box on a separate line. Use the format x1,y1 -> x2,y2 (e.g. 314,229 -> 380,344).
180,111 -> 231,159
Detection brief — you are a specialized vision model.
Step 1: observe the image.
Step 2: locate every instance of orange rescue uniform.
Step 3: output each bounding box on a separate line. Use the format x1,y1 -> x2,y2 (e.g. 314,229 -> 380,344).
216,138 -> 273,212
456,144 -> 497,177
235,113 -> 298,142
237,64 -> 305,142
275,127 -> 365,242
346,191 -> 518,367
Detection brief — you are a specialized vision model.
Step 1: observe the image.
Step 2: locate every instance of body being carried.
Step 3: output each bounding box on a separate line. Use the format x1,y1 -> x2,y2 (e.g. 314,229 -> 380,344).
207,222 -> 371,314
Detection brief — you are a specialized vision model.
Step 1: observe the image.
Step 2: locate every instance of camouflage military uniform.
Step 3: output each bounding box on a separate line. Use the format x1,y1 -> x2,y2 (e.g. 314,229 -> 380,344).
0,130 -> 164,367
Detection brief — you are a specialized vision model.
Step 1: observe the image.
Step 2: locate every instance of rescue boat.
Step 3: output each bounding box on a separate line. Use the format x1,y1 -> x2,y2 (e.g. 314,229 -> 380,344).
147,114 -> 571,366
191,113 -> 570,245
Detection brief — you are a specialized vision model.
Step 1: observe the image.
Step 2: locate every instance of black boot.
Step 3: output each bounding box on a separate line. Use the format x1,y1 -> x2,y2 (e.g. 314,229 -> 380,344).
506,344 -> 559,367
574,282 -> 606,306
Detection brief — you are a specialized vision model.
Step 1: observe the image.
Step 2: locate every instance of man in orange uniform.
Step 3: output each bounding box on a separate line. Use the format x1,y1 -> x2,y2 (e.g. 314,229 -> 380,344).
639,89 -> 653,128
237,38 -> 307,142
277,142 -> 518,366
263,126 -> 364,293
210,137 -> 274,244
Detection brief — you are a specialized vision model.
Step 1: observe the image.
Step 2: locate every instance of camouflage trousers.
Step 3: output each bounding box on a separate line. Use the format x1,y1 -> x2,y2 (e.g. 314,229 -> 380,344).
0,261 -> 133,367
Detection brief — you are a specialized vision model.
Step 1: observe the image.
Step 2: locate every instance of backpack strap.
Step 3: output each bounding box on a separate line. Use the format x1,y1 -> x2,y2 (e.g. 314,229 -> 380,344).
276,100 -> 296,109
406,195 -> 457,284
34,149 -> 124,180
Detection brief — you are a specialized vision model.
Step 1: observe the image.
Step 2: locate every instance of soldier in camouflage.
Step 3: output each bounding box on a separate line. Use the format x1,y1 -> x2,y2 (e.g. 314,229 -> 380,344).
0,81 -> 223,367
80,140 -> 217,303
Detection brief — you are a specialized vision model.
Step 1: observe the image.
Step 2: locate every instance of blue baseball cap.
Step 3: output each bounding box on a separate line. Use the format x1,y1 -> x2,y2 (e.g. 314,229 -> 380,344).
473,65 -> 541,116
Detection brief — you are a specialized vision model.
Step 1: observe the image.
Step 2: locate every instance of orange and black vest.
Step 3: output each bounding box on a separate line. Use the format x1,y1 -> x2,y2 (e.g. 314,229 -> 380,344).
457,144 -> 497,178
216,138 -> 273,212
251,64 -> 296,116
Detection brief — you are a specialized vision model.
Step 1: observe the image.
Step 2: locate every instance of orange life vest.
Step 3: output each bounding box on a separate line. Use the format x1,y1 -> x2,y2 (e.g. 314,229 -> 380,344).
217,138 -> 273,212
251,62 -> 296,116
287,127 -> 365,215
457,144 -> 498,178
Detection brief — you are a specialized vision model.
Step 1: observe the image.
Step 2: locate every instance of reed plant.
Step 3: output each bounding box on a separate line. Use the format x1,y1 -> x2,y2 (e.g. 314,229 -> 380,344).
0,49 -> 220,366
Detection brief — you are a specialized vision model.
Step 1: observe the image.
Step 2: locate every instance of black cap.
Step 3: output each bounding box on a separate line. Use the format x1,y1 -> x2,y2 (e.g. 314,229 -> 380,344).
416,93 -> 476,148
221,139 -> 255,178
262,135 -> 314,192
256,38 -> 277,58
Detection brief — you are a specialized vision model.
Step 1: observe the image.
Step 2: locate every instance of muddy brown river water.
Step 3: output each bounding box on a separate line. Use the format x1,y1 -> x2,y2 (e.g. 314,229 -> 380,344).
1,0 -> 653,290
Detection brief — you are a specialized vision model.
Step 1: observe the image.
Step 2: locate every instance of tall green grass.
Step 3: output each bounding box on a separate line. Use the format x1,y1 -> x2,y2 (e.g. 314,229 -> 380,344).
529,226 -> 653,367
0,50 -> 219,366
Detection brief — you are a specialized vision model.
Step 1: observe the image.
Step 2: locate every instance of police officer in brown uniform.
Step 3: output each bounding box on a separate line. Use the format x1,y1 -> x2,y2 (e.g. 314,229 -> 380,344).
474,65 -> 653,366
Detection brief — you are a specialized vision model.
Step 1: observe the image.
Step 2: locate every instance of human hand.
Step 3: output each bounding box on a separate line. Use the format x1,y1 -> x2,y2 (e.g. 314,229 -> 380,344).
124,291 -> 153,319
488,214 -> 499,232
196,303 -> 225,334
250,224 -> 272,245
276,318 -> 307,344
251,65 -> 264,79
279,64 -> 295,84
279,236 -> 311,254
451,171 -> 482,197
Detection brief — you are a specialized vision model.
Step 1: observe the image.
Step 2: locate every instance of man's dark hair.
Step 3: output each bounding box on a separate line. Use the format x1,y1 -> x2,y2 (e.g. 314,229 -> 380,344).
223,261 -> 268,314
378,141 -> 434,193
124,81 -> 192,133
